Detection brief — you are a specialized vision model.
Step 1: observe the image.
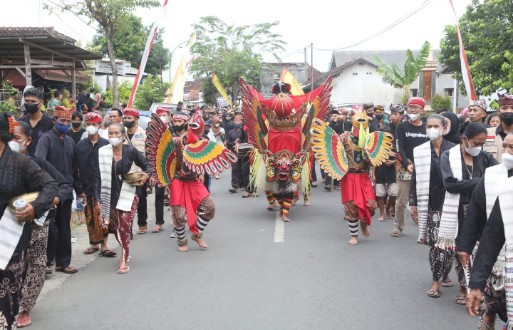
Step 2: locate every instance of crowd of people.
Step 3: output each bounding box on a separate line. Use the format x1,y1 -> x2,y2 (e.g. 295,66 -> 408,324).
1,82 -> 513,329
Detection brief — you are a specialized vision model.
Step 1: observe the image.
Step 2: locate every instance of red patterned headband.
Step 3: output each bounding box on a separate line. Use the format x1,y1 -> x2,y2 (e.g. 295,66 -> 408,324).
7,115 -> 18,134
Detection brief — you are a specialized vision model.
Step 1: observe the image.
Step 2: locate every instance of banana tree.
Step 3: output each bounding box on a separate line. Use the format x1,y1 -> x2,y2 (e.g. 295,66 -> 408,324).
373,41 -> 430,104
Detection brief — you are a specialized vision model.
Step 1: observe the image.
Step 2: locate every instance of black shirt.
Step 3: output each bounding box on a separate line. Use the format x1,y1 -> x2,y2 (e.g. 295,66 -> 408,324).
35,129 -> 75,200
73,137 -> 109,196
395,121 -> 429,169
67,128 -> 85,144
19,113 -> 54,155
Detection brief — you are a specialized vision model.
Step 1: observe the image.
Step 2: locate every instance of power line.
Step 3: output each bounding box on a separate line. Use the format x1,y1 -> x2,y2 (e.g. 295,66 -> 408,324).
315,0 -> 433,51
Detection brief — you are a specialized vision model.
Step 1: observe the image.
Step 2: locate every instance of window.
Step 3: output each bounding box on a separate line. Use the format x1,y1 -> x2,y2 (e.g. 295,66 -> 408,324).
366,72 -> 372,75
352,72 -> 358,76
445,88 -> 454,97
410,89 -> 418,97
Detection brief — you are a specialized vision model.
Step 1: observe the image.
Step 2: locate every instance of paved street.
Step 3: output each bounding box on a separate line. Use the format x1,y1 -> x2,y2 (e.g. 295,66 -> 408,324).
32,171 -> 480,330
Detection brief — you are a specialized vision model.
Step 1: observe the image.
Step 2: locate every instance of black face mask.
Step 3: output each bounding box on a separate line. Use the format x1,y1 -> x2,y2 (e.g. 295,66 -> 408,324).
501,112 -> 513,125
173,124 -> 188,132
72,122 -> 82,128
375,114 -> 384,120
25,103 -> 39,114
123,121 -> 135,129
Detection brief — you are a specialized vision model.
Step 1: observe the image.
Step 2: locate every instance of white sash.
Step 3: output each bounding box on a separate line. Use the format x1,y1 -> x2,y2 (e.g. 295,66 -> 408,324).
437,145 -> 463,250
485,163 -> 510,291
413,141 -> 432,240
0,208 -> 48,270
498,181 -> 513,329
99,145 -> 137,221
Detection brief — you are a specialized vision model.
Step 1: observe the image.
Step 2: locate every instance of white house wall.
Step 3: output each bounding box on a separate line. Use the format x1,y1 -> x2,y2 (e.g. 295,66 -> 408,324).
330,63 -> 402,106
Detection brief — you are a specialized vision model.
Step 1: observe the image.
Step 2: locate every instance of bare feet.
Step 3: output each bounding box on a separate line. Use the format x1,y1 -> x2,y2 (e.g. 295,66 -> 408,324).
16,311 -> 31,328
191,234 -> 208,249
348,236 -> 358,245
178,245 -> 189,252
177,239 -> 188,252
377,215 -> 384,222
117,262 -> 129,274
304,200 -> 311,206
280,212 -> 290,222
360,220 -> 370,238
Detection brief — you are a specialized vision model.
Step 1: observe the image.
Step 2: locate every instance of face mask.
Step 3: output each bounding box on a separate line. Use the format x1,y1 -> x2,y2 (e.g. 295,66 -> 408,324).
465,140 -> 482,157
501,112 -> 513,126
55,122 -> 70,134
173,124 -> 187,132
25,103 -> 39,114
375,114 -> 384,120
159,116 -> 169,124
123,121 -> 135,129
72,122 -> 82,128
234,123 -> 243,129
408,113 -> 420,121
8,140 -> 25,153
109,137 -> 122,147
427,128 -> 441,141
503,153 -> 513,170
214,123 -> 220,128
86,126 -> 98,136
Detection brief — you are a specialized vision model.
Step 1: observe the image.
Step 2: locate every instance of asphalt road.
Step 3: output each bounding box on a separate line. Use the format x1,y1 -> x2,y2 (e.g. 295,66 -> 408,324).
31,171 -> 482,330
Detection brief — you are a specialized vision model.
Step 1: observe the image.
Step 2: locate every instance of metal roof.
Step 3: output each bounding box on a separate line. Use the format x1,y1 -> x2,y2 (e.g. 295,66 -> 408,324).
0,27 -> 101,67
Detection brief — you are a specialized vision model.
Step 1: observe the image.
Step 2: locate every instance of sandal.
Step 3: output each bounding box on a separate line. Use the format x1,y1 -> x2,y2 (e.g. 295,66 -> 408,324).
138,226 -> 147,234
242,192 -> 251,198
455,292 -> 467,305
442,279 -> 454,287
117,266 -> 130,274
99,249 -> 117,257
55,266 -> 78,274
152,225 -> 163,233
478,311 -> 495,330
427,289 -> 441,298
390,229 -> 401,237
83,246 -> 99,254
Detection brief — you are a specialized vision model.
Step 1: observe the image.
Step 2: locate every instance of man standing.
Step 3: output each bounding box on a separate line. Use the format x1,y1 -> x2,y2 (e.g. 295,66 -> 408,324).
388,104 -> 404,138
73,112 -> 114,256
468,99 -> 488,124
363,102 -> 379,132
391,97 -> 429,237
226,113 -> 248,194
35,106 -> 78,274
122,108 -> 149,234
484,93 -> 513,162
67,111 -> 85,144
19,87 -> 54,155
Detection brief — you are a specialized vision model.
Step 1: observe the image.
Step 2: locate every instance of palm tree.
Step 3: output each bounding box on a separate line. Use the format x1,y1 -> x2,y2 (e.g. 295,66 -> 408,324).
373,41 -> 430,104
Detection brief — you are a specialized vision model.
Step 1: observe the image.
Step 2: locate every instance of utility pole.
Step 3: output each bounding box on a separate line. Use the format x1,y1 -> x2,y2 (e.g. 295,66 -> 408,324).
310,42 -> 313,93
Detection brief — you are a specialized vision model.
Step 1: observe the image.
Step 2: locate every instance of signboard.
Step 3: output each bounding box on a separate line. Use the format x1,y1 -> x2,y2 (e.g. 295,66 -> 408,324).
95,60 -> 126,75
217,96 -> 229,108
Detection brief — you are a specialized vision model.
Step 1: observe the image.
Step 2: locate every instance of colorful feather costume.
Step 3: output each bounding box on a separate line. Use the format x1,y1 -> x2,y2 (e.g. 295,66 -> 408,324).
240,77 -> 332,221
145,112 -> 237,249
310,108 -> 394,243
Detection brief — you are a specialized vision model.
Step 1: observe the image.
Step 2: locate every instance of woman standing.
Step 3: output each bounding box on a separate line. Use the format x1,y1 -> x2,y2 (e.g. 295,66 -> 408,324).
96,123 -> 150,274
411,114 -> 455,298
438,123 -> 497,305
0,112 -> 58,329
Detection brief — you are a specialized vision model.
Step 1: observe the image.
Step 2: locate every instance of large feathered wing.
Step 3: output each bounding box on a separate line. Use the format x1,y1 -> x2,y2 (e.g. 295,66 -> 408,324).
364,131 -> 394,166
183,140 -> 238,175
310,118 -> 348,180
302,77 -> 333,151
239,78 -> 267,153
146,113 -> 176,186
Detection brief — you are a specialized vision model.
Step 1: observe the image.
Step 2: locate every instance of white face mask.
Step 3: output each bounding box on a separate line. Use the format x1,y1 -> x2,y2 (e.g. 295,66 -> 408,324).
109,137 -> 123,147
427,128 -> 442,141
159,115 -> 169,124
86,125 -> 99,136
502,153 -> 513,170
8,140 -> 23,153
465,140 -> 482,157
408,113 -> 420,121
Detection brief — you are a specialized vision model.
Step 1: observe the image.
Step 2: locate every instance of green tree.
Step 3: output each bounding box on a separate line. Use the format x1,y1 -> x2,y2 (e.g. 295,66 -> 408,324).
439,0 -> 513,96
373,41 -> 430,102
431,94 -> 453,112
105,80 -> 132,106
45,0 -> 160,107
133,74 -> 169,110
190,16 -> 286,103
91,14 -> 170,76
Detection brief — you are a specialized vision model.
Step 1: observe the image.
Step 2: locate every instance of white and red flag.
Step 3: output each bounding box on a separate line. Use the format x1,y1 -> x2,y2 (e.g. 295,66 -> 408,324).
127,0 -> 169,107
449,0 -> 477,101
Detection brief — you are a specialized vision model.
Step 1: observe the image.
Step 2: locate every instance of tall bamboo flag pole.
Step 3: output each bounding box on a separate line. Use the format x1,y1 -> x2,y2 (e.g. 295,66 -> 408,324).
127,0 -> 169,108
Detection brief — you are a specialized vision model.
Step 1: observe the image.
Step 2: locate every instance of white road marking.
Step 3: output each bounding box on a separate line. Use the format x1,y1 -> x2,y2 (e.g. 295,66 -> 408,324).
273,212 -> 285,243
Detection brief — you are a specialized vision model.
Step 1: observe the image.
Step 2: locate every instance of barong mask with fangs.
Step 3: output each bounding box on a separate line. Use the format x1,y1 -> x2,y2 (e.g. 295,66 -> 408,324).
351,110 -> 370,148
263,150 -> 305,184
